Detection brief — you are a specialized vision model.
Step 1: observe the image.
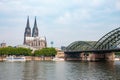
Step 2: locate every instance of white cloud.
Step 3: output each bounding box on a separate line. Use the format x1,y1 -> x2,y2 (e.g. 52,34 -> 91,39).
92,0 -> 104,7
56,9 -> 91,25
116,0 -> 120,10
0,0 -> 107,19
56,12 -> 72,24
0,0 -> 120,47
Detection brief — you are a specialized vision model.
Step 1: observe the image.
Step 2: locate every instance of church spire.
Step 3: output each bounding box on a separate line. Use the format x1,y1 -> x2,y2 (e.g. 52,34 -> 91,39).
27,16 -> 30,28
34,16 -> 37,28
24,16 -> 31,45
32,16 -> 39,37
24,16 -> 31,37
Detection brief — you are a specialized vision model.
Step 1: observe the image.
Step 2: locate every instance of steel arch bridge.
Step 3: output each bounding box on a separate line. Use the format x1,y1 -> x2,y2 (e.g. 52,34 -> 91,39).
93,27 -> 120,50
66,27 -> 120,51
66,41 -> 95,51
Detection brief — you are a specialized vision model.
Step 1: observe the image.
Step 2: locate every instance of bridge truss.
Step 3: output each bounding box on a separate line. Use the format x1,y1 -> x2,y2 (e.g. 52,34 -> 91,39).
93,27 -> 120,50
66,41 -> 95,51
66,27 -> 120,51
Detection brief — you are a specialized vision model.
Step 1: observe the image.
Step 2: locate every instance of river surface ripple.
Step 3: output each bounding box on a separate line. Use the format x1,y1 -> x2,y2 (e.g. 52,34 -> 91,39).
0,61 -> 120,80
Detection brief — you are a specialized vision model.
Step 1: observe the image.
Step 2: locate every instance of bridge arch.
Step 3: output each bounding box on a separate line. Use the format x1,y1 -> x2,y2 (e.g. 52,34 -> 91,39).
66,41 -> 94,51
93,27 -> 120,50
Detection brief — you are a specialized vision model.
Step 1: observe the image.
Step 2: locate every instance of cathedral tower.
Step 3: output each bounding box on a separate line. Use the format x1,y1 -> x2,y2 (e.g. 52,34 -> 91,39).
24,16 -> 31,37
23,16 -> 47,49
32,17 -> 39,37
24,16 -> 31,44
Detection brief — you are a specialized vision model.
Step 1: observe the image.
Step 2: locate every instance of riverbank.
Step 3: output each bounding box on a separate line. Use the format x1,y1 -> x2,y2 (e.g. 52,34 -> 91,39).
0,56 -> 54,61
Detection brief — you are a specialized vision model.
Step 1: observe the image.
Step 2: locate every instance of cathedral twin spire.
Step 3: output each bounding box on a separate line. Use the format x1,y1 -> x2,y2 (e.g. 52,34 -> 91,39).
32,16 -> 39,37
24,16 -> 47,49
24,16 -> 39,37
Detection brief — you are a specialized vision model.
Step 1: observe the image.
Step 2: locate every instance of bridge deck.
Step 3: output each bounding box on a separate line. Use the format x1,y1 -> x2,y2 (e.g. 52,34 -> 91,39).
64,49 -> 120,53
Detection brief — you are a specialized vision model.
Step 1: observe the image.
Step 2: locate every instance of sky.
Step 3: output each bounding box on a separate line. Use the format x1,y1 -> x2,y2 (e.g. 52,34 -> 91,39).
0,0 -> 120,48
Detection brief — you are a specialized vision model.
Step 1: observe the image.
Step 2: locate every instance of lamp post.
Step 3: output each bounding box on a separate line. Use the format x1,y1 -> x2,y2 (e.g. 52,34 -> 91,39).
51,41 -> 54,47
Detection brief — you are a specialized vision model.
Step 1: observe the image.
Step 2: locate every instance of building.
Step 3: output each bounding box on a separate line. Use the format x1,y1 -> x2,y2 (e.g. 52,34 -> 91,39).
0,43 -> 6,47
24,16 -> 47,49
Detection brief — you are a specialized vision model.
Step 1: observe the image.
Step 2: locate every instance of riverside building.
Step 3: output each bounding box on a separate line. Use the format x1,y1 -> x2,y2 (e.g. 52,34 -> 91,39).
0,43 -> 6,47
23,16 -> 47,49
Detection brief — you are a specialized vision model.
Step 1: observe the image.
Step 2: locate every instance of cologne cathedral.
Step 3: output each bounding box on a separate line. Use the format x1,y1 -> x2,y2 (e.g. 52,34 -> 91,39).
24,16 -> 47,49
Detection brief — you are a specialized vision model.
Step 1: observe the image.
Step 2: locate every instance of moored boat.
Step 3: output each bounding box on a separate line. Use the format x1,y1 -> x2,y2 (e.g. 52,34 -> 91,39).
5,56 -> 26,62
115,58 -> 120,61
52,57 -> 64,61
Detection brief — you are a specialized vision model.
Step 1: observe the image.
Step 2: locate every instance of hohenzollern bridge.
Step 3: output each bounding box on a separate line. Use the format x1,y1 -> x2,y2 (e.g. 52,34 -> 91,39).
64,27 -> 120,61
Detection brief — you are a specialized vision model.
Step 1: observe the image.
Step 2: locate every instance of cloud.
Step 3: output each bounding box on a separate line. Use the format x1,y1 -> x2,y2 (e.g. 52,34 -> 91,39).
0,0 -> 120,47
56,9 -> 91,25
92,0 -> 104,7
116,0 -> 120,10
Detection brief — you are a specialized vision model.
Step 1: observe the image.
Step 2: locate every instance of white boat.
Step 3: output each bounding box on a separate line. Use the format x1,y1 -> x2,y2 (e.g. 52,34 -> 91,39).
115,58 -> 120,61
52,57 -> 64,61
5,56 -> 26,62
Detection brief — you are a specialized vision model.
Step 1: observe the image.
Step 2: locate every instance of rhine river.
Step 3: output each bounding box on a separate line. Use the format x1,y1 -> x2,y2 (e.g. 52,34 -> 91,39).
0,61 -> 120,80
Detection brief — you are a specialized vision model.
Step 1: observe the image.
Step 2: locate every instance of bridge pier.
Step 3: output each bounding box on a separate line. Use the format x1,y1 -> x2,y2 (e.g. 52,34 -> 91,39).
65,52 -> 90,61
104,52 -> 115,61
64,53 -> 81,60
89,52 -> 115,61
81,53 -> 107,61
65,52 -> 115,61
88,53 -> 106,61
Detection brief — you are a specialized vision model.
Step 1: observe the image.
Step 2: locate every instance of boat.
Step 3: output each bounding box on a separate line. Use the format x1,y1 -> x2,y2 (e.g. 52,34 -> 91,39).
115,58 -> 120,61
5,56 -> 26,62
52,57 -> 64,61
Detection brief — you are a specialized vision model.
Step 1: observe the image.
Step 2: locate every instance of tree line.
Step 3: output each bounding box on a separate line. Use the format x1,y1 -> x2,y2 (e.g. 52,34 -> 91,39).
0,47 -> 57,57
34,48 -> 57,56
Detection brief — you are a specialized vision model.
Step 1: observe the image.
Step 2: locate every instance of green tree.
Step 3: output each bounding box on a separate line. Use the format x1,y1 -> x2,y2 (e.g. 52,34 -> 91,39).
0,47 -> 32,56
34,48 -> 57,57
115,52 -> 120,55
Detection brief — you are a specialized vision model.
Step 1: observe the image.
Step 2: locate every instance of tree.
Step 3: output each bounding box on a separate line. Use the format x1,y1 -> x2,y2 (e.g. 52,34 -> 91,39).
115,52 -> 120,55
34,48 -> 57,57
0,47 -> 32,56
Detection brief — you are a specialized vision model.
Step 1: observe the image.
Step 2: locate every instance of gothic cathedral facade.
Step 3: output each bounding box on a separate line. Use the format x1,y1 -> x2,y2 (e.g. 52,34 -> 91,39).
24,16 -> 47,49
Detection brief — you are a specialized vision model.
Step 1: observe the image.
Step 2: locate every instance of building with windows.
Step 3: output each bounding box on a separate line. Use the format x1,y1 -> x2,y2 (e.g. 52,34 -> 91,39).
0,43 -> 6,47
23,16 -> 47,49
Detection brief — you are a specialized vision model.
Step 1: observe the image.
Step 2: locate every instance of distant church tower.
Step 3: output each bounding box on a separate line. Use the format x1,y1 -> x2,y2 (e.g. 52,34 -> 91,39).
32,17 -> 39,37
24,16 -> 31,44
24,16 -> 47,49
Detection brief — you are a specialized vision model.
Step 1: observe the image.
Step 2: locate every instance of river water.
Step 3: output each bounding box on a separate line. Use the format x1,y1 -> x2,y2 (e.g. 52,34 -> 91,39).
0,61 -> 120,80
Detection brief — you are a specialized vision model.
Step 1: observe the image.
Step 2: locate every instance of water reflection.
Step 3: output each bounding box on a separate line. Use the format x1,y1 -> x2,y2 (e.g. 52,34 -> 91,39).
0,61 -> 120,80
23,61 -> 40,80
0,62 -> 25,80
64,61 -> 116,80
87,62 -> 115,80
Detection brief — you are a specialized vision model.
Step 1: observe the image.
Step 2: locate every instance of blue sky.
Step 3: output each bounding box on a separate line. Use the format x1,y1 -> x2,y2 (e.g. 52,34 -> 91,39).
0,0 -> 120,47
